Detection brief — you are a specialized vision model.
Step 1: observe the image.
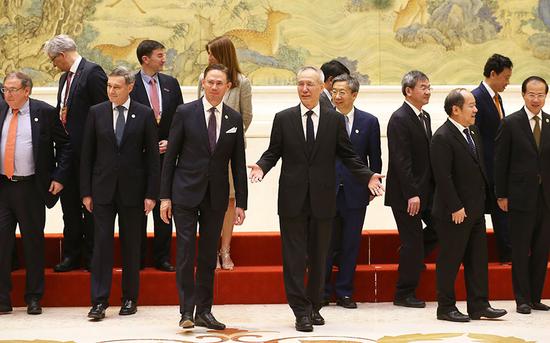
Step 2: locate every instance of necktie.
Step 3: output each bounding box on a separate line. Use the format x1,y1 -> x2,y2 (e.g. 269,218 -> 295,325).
115,106 -> 125,146
61,71 -> 73,126
149,78 -> 161,123
493,94 -> 503,120
533,115 -> 541,150
306,110 -> 314,155
345,115 -> 351,137
4,109 -> 19,179
208,107 -> 217,153
463,128 -> 476,155
419,111 -> 429,137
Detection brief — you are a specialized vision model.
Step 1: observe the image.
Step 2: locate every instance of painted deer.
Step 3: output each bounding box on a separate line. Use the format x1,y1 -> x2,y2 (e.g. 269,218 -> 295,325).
94,36 -> 147,62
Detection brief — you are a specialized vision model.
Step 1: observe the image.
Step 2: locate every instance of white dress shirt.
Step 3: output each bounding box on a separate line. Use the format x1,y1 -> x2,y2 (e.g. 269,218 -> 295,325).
60,55 -> 82,108
300,103 -> 320,139
337,107 -> 354,136
112,98 -> 131,130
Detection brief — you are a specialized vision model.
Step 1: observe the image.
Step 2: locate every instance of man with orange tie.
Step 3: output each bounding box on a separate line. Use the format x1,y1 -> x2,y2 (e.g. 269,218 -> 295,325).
0,72 -> 71,315
472,54 -> 513,264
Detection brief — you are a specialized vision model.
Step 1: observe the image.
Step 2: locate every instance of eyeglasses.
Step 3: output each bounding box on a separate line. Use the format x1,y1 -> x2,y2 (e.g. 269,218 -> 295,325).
418,86 -> 433,92
0,87 -> 23,94
525,93 -> 547,100
331,90 -> 351,97
49,53 -> 61,62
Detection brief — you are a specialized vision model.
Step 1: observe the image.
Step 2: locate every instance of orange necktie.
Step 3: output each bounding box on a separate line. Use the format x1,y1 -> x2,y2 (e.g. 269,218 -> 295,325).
4,108 -> 19,179
493,94 -> 503,119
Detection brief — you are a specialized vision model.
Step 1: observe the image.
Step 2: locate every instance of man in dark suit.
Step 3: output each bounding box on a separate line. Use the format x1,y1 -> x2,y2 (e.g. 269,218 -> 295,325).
0,72 -> 71,315
472,54 -> 513,264
44,34 -> 108,272
495,76 -> 550,314
130,39 -> 184,272
249,66 -> 384,332
385,70 -> 437,308
323,74 -> 382,309
319,60 -> 350,109
159,64 -> 247,330
81,66 -> 160,320
431,88 -> 506,322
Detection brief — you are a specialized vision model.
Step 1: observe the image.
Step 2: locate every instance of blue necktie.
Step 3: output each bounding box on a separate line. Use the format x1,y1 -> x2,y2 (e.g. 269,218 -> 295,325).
306,110 -> 314,155
115,105 -> 125,146
463,128 -> 476,155
208,107 -> 217,153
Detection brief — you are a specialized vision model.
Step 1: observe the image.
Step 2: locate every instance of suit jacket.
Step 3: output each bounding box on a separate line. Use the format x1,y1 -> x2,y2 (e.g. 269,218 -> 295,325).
336,108 -> 382,208
56,58 -> 108,155
431,120 -> 488,220
473,83 -> 504,211
256,104 -> 374,219
319,91 -> 333,110
0,99 -> 71,208
80,100 -> 160,206
159,98 -> 247,211
494,108 -> 550,211
385,102 -> 433,210
130,71 -> 184,141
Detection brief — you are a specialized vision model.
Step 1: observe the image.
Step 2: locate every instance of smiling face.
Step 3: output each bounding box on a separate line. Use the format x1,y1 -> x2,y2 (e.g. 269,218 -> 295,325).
297,68 -> 323,109
331,80 -> 357,114
2,77 -> 31,110
107,75 -> 133,106
452,90 -> 478,127
522,80 -> 547,114
405,78 -> 431,110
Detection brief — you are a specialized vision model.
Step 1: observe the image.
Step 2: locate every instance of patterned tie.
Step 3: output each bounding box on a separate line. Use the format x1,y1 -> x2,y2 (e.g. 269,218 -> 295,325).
419,111 -> 429,137
4,108 -> 19,179
115,105 -> 125,146
533,115 -> 541,150
306,110 -> 314,155
149,78 -> 161,123
208,107 -> 217,153
493,94 -> 503,120
61,71 -> 73,126
463,128 -> 476,155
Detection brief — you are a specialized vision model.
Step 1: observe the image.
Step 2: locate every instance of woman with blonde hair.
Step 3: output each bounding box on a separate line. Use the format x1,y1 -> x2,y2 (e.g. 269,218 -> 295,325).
198,36 -> 253,270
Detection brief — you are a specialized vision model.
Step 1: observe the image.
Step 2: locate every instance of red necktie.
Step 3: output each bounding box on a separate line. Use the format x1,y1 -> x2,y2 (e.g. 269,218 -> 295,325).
61,71 -> 73,126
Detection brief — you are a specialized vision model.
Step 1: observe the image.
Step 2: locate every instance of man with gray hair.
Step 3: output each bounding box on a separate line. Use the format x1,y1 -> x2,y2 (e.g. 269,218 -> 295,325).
385,70 -> 438,309
80,66 -> 159,320
249,66 -> 384,332
44,34 -> 108,273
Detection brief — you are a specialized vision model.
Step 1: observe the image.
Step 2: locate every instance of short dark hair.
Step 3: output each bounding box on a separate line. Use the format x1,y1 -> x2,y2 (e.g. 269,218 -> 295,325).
320,60 -> 350,80
4,71 -> 33,91
483,54 -> 513,78
401,70 -> 429,96
204,63 -> 230,81
444,88 -> 467,116
521,76 -> 549,94
136,40 -> 165,65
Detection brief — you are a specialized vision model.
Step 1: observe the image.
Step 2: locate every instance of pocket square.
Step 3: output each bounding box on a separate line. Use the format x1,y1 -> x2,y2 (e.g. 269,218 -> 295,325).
226,127 -> 237,134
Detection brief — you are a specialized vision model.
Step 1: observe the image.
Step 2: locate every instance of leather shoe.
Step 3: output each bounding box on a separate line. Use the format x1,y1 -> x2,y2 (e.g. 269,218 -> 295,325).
437,310 -> 470,322
27,299 -> 42,315
179,311 -> 194,328
469,307 -> 507,320
156,261 -> 175,272
88,303 -> 108,320
0,303 -> 12,314
295,316 -> 313,332
54,257 -> 79,272
516,303 -> 532,314
195,312 -> 225,330
311,310 -> 325,325
119,299 -> 137,315
530,302 -> 550,311
393,296 -> 426,308
336,296 -> 357,309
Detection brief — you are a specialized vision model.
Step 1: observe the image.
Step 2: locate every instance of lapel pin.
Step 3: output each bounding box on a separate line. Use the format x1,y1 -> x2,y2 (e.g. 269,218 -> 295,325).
224,115 -> 228,119
355,129 -> 359,134
546,118 -> 549,123
131,114 -> 136,118
163,88 -> 170,92
34,117 -> 38,122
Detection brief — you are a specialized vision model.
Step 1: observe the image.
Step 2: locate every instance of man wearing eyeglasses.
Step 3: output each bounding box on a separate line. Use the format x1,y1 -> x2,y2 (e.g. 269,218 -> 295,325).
0,72 -> 71,315
43,35 -> 108,273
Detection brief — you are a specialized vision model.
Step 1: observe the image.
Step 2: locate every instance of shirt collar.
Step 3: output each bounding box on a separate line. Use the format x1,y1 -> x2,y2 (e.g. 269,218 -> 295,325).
112,98 -> 131,112
11,100 -> 30,116
448,116 -> 468,133
202,96 -> 223,114
482,81 -> 497,98
300,102 -> 320,117
337,107 -> 354,120
141,71 -> 159,85
69,55 -> 82,74
404,100 -> 422,116
524,105 -> 542,119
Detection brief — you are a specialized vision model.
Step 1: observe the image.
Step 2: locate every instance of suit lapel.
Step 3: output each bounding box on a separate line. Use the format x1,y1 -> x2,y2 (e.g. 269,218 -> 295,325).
28,100 -> 40,162
290,105 -> 308,158
134,71 -> 152,108
197,99 -> 213,155
478,83 -> 502,120
350,109 -> 363,146
159,74 -> 173,127
518,108 -> 538,152
446,120 -> 478,161
215,104 -> 232,154
310,105 -> 329,160
66,59 -> 85,110
404,103 -> 429,142
539,111 -> 550,155
119,101 -> 137,148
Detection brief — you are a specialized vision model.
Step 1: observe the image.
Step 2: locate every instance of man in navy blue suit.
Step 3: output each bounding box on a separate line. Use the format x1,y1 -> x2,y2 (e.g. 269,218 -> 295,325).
323,74 -> 381,308
472,54 -> 513,264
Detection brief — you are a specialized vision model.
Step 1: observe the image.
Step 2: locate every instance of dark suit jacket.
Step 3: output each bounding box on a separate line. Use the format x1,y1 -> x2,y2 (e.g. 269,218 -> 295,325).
473,83 -> 504,211
256,104 -> 374,219
336,108 -> 382,208
319,91 -> 333,109
159,98 -> 247,211
129,71 -> 184,141
494,108 -> 550,211
431,120 -> 488,220
80,100 -> 160,206
385,102 -> 433,211
57,58 -> 108,155
0,99 -> 71,208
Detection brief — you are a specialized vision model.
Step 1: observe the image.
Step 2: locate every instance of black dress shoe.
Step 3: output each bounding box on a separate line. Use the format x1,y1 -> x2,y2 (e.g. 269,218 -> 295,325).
311,310 -> 325,325
88,303 -> 108,320
27,299 -> 42,315
437,310 -> 470,322
54,257 -> 79,272
119,299 -> 137,315
195,312 -> 225,330
0,303 -> 12,314
336,296 -> 357,309
156,261 -> 176,272
393,296 -> 426,308
516,303 -> 532,314
530,302 -> 550,311
469,307 -> 507,320
179,311 -> 194,328
295,316 -> 313,332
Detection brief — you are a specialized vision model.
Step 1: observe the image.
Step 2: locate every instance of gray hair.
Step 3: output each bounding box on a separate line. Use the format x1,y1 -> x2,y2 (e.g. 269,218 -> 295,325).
401,70 -> 429,96
109,66 -> 135,84
44,34 -> 77,56
332,74 -> 360,93
297,66 -> 325,84
4,71 -> 33,92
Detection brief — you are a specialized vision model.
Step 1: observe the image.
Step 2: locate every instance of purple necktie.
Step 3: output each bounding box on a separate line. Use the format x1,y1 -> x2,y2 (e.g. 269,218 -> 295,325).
208,107 -> 217,152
